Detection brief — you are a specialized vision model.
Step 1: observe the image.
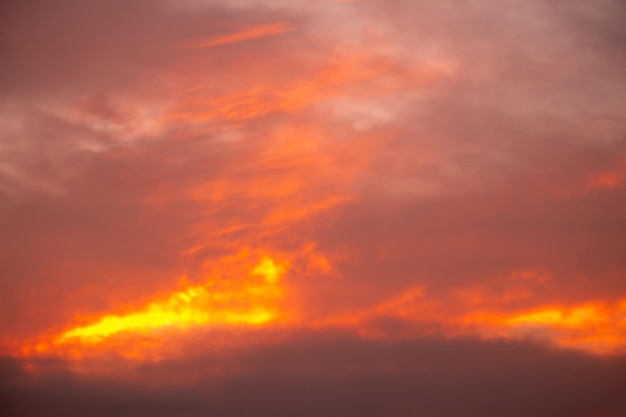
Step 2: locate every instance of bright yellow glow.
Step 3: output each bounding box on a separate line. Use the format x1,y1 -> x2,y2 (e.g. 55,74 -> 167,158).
460,302 -> 626,354
252,257 -> 284,284
507,306 -> 605,327
507,309 -> 564,326
51,256 -> 287,347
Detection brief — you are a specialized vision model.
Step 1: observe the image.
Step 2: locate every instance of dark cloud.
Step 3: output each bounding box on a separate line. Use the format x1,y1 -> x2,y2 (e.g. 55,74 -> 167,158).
2,333 -> 626,417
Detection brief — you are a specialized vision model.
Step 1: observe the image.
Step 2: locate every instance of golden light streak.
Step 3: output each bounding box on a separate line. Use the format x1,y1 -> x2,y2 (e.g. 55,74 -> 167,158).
25,256 -> 288,356
462,301 -> 626,354
21,259 -> 626,359
327,284 -> 626,355
506,306 -> 604,327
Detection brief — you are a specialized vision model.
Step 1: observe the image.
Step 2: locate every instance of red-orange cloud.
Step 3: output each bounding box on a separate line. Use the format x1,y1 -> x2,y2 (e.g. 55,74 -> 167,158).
179,23 -> 294,49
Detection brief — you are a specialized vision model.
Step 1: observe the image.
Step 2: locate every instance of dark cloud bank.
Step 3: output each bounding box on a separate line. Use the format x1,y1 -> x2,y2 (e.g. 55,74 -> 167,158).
2,333 -> 626,417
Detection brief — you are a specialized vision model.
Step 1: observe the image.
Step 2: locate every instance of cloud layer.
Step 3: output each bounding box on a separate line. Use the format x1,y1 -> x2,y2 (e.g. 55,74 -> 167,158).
1,0 -> 625,415
3,333 -> 626,417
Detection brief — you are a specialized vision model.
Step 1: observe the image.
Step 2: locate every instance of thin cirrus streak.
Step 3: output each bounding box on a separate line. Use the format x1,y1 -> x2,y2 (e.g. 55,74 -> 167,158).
179,22 -> 294,49
165,54 -> 392,123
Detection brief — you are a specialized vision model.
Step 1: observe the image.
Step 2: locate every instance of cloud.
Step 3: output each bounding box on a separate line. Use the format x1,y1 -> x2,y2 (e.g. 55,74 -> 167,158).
0,0 -> 625,414
179,22 -> 294,49
2,333 -> 626,417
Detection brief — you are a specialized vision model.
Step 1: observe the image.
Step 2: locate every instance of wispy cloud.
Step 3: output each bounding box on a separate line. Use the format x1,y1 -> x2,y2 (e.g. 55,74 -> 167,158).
179,22 -> 294,49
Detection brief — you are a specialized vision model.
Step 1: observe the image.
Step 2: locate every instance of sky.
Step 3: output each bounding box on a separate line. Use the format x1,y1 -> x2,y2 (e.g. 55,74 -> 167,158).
1,0 -> 626,415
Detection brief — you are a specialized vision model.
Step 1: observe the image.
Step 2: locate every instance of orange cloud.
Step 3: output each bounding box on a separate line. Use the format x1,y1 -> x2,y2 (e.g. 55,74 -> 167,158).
179,23 -> 294,49
585,171 -> 625,191
166,54 -> 387,123
23,254 -> 290,359
4,0 -> 625,381
463,301 -> 626,354
304,279 -> 626,356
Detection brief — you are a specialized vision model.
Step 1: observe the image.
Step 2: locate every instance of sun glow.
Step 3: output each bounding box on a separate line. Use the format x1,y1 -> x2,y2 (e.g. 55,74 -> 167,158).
462,301 -> 626,354
24,256 -> 288,356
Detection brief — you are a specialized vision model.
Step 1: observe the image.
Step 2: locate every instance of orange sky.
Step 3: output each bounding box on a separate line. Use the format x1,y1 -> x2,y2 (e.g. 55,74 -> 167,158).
1,0 -> 626,416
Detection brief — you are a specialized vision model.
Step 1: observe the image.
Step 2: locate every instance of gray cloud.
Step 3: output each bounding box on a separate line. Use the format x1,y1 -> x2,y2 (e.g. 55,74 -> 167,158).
2,333 -> 626,417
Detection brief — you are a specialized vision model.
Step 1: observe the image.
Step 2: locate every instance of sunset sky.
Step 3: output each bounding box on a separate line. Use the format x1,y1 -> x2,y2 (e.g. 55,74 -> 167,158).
1,0 -> 626,416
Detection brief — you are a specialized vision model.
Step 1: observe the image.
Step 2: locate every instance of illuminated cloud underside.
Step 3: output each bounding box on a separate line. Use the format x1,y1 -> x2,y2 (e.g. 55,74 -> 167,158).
25,257 -> 288,356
